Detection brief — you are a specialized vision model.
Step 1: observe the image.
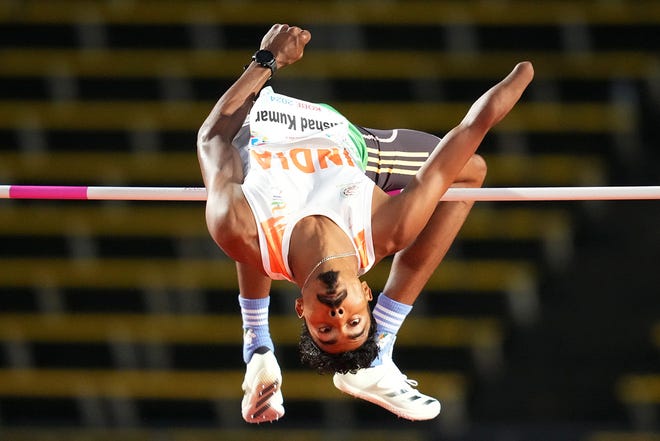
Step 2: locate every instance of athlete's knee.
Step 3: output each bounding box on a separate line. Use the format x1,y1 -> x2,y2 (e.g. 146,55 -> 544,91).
469,154 -> 488,185
455,154 -> 487,188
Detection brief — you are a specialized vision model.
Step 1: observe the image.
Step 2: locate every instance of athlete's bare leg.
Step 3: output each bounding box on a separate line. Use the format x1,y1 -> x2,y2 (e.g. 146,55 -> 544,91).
370,62 -> 534,259
383,154 -> 487,305
330,62 -> 533,420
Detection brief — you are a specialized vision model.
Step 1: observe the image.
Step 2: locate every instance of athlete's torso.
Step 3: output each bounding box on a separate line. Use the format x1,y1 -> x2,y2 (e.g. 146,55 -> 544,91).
240,87 -> 375,282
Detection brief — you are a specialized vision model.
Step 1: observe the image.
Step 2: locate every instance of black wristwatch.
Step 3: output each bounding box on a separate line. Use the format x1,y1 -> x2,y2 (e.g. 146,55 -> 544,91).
252,50 -> 277,77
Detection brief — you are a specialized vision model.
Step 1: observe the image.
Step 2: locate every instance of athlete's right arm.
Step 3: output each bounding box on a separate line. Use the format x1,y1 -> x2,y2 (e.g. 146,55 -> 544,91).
196,24 -> 311,265
197,24 -> 311,188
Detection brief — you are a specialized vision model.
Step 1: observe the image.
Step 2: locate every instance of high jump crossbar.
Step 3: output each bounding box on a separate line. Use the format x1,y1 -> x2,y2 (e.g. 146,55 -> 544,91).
2,185 -> 660,201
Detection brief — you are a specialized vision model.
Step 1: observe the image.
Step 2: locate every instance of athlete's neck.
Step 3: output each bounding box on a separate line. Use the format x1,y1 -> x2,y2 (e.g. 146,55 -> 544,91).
289,215 -> 356,288
300,251 -> 356,291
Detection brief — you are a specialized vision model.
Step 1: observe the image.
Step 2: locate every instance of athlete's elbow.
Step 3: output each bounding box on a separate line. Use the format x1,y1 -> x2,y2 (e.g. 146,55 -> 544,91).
205,198 -> 226,244
197,123 -> 218,151
205,194 -> 241,250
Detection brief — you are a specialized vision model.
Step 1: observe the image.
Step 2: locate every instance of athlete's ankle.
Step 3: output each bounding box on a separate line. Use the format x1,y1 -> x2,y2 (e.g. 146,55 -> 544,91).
371,293 -> 412,367
239,295 -> 275,363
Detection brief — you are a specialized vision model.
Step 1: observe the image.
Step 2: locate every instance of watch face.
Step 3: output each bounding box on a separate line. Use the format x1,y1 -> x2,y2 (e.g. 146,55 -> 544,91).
256,50 -> 275,65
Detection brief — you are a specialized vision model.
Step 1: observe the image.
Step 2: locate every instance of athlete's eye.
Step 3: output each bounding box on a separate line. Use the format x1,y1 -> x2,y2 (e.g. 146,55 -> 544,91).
349,318 -> 361,327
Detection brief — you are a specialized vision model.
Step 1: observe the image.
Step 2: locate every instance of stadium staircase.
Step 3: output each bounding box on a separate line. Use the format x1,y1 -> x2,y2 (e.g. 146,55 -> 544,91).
0,1 -> 657,440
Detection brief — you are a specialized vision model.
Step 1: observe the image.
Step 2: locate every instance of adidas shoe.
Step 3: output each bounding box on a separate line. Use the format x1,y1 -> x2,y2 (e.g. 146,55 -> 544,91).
333,361 -> 441,420
241,350 -> 284,423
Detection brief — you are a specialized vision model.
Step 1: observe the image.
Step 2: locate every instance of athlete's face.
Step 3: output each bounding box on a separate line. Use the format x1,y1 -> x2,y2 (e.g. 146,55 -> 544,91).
296,274 -> 373,354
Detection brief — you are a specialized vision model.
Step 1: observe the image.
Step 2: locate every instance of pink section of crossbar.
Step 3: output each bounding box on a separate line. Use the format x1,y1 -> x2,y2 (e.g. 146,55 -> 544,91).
8,185 -> 88,199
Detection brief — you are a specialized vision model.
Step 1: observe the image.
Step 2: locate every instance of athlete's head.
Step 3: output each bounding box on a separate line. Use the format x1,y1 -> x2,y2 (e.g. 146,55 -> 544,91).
296,269 -> 379,374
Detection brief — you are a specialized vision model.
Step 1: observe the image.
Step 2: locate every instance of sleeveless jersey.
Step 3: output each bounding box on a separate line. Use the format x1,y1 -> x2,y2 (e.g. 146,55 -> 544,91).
240,87 -> 376,282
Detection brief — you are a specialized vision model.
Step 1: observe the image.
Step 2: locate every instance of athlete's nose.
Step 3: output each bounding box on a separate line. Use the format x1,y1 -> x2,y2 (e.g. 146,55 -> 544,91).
330,307 -> 344,317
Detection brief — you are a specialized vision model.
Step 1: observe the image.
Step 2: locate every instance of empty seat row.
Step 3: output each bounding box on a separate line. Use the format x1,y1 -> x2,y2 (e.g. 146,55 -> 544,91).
0,204 -> 574,256
2,0 -> 657,25
0,151 -> 607,187
0,368 -> 466,401
0,313 -> 501,350
1,49 -> 657,80
0,257 -> 533,294
0,100 -> 637,134
0,425 -> 432,441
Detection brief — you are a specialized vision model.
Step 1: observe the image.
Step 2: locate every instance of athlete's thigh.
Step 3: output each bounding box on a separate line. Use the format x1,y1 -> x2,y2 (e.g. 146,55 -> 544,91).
359,127 -> 442,193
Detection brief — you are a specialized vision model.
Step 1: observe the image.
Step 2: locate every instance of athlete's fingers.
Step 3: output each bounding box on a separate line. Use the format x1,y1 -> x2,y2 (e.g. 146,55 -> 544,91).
287,25 -> 312,44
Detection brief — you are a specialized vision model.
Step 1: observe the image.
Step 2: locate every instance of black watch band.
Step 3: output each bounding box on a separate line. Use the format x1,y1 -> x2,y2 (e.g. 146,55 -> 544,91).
252,50 -> 277,76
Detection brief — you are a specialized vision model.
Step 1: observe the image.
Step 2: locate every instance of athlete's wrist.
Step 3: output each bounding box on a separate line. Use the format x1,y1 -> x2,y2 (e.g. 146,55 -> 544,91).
251,49 -> 277,77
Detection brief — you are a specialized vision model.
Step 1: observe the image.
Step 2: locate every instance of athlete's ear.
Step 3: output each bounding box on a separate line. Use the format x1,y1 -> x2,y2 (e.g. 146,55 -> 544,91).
361,281 -> 373,301
295,297 -> 304,318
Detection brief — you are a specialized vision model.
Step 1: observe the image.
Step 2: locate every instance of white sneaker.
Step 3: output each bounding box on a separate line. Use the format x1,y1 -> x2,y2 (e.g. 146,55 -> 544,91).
333,361 -> 441,421
241,350 -> 284,423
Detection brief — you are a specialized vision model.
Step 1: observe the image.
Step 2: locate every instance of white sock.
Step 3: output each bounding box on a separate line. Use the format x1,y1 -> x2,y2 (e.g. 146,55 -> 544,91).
371,292 -> 412,366
239,295 -> 274,363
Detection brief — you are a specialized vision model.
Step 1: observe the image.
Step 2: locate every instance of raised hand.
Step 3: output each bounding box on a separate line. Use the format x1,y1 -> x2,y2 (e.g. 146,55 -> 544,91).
259,24 -> 312,69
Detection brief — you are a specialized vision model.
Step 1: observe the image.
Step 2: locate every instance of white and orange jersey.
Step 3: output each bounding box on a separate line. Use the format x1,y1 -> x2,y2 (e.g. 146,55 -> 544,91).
240,87 -> 376,282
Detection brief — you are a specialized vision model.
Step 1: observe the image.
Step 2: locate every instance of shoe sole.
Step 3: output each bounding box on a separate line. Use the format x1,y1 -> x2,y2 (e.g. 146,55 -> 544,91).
242,371 -> 285,423
333,376 -> 440,421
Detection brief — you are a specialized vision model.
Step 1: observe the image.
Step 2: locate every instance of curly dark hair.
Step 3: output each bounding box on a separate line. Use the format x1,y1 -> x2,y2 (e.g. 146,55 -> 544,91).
298,308 -> 379,375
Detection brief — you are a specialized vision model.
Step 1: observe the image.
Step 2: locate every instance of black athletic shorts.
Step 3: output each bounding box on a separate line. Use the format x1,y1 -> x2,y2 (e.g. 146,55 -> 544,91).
235,124 -> 440,192
358,127 -> 441,193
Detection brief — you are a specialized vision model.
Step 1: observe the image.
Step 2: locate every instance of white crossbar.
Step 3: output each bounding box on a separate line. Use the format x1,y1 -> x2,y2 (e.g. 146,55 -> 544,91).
2,185 -> 660,201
